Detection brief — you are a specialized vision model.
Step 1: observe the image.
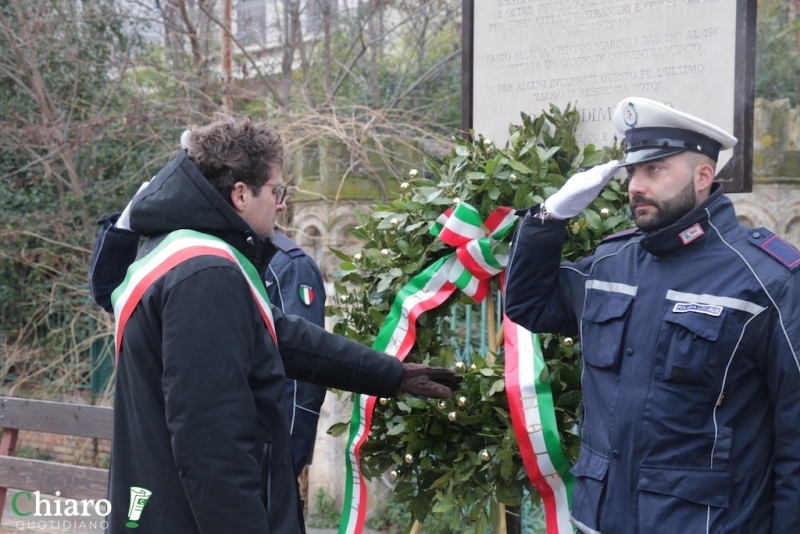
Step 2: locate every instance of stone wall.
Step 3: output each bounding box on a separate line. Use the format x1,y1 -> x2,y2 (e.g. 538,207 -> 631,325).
730,98 -> 800,245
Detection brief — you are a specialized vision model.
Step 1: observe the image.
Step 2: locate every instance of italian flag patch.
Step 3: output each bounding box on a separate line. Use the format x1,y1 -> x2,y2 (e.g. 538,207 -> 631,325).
299,284 -> 314,306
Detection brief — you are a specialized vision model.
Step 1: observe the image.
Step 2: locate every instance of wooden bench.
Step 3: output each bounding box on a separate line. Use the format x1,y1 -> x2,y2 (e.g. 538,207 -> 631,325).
0,396 -> 112,523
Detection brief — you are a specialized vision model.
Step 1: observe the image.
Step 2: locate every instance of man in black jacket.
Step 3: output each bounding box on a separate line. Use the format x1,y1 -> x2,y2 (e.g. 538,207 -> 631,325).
91,165 -> 329,519
102,116 -> 456,533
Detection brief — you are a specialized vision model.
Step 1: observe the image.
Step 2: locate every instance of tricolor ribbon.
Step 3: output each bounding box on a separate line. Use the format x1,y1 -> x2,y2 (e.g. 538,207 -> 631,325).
431,203 -> 517,303
340,203 -> 574,533
111,230 -> 277,360
339,255 -> 457,533
504,317 -> 574,533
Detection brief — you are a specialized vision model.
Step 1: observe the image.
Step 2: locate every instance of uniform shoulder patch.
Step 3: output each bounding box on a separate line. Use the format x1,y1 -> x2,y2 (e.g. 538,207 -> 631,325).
273,232 -> 306,258
272,233 -> 301,253
750,229 -> 800,272
601,227 -> 639,243
298,283 -> 315,306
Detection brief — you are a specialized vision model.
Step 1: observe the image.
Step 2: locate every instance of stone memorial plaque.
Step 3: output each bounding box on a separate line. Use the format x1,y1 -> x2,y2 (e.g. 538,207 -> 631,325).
463,0 -> 755,191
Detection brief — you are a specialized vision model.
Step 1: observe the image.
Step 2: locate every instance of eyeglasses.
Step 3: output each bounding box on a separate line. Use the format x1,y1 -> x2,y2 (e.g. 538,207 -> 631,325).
270,184 -> 288,204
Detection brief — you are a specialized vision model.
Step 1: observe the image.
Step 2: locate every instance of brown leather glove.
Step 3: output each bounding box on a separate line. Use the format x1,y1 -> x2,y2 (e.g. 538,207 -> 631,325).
398,363 -> 460,398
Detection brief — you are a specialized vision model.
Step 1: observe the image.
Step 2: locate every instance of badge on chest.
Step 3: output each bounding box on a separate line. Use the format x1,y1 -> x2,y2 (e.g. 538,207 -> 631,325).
672,302 -> 723,317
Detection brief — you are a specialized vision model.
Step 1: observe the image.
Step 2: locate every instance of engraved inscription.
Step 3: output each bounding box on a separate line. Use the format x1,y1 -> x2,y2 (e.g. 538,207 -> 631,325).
473,0 -> 738,170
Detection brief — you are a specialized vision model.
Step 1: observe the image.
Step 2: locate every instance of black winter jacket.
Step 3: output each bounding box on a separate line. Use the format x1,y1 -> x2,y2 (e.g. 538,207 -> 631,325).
106,150 -> 403,533
90,225 -> 329,482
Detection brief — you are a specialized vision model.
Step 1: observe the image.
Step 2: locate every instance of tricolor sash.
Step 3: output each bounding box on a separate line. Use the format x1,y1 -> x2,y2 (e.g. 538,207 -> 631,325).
111,229 -> 277,359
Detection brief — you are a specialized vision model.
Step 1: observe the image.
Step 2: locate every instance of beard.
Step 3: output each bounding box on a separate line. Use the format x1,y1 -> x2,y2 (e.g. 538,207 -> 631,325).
631,178 -> 697,233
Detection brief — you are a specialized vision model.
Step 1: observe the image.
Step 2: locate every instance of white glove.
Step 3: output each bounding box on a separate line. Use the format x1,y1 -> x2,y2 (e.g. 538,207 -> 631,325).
544,160 -> 620,219
180,129 -> 191,150
115,181 -> 150,231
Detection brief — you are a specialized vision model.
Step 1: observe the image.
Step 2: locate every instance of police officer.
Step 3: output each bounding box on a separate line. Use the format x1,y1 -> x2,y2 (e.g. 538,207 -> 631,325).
265,233 -> 328,490
504,97 -> 800,533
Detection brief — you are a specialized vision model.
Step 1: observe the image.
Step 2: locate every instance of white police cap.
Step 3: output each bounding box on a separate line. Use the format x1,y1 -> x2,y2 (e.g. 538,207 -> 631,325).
612,97 -> 737,166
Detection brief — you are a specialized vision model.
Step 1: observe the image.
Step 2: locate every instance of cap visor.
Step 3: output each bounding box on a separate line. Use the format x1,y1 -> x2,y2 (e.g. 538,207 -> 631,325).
620,146 -> 685,167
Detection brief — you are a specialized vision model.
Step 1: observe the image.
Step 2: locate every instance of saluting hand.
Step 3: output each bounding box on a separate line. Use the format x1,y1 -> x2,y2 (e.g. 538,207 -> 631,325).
544,160 -> 620,220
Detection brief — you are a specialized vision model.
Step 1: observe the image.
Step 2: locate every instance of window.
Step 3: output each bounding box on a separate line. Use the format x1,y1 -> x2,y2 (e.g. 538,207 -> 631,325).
236,0 -> 266,47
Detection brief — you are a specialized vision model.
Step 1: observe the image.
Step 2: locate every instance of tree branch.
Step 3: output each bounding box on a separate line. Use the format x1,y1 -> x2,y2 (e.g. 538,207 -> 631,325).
196,1 -> 281,103
385,47 -> 461,109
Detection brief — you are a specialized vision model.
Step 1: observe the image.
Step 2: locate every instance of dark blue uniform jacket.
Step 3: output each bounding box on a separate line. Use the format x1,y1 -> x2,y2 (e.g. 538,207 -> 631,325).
505,185 -> 800,534
267,233 -> 327,479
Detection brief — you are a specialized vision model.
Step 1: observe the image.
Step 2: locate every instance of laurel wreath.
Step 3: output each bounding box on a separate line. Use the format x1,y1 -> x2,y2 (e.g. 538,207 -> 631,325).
328,105 -> 630,531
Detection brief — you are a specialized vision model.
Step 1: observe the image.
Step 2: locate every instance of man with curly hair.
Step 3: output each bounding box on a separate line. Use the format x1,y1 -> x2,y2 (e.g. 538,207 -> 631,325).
90,128 -> 329,519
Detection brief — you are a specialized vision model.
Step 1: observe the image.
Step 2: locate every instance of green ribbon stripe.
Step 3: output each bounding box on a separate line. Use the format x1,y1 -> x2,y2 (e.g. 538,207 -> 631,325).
373,254 -> 454,353
476,238 -> 504,271
531,334 -> 575,505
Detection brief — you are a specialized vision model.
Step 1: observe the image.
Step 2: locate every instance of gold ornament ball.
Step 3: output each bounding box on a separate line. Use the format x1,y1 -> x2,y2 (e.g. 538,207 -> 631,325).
457,396 -> 467,407
390,218 -> 399,227
600,208 -> 610,217
453,197 -> 461,205
409,169 -> 419,178
470,364 -> 477,371
381,248 -> 390,258
455,361 -> 466,372
480,450 -> 491,462
483,138 -> 493,148
400,182 -> 410,191
564,337 -> 574,347
390,470 -> 398,480
438,400 -> 448,410
448,411 -> 458,422
510,173 -> 517,182
404,454 -> 414,464
379,397 -> 389,406
340,294 -> 348,302
354,253 -> 362,261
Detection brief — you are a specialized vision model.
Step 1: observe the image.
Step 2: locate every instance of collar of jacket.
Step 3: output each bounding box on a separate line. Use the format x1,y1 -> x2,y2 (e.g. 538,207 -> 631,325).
130,149 -> 278,274
638,183 -> 734,257
208,228 -> 277,275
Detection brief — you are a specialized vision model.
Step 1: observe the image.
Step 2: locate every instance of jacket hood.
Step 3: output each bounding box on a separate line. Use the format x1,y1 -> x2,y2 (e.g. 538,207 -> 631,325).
129,150 -> 276,268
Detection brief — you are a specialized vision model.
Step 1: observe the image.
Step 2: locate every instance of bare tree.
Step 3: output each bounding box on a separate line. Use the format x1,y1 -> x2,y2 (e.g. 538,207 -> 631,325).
0,0 -> 460,404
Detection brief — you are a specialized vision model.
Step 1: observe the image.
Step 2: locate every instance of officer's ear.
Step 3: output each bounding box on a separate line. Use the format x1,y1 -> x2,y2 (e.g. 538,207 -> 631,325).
693,158 -> 716,196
